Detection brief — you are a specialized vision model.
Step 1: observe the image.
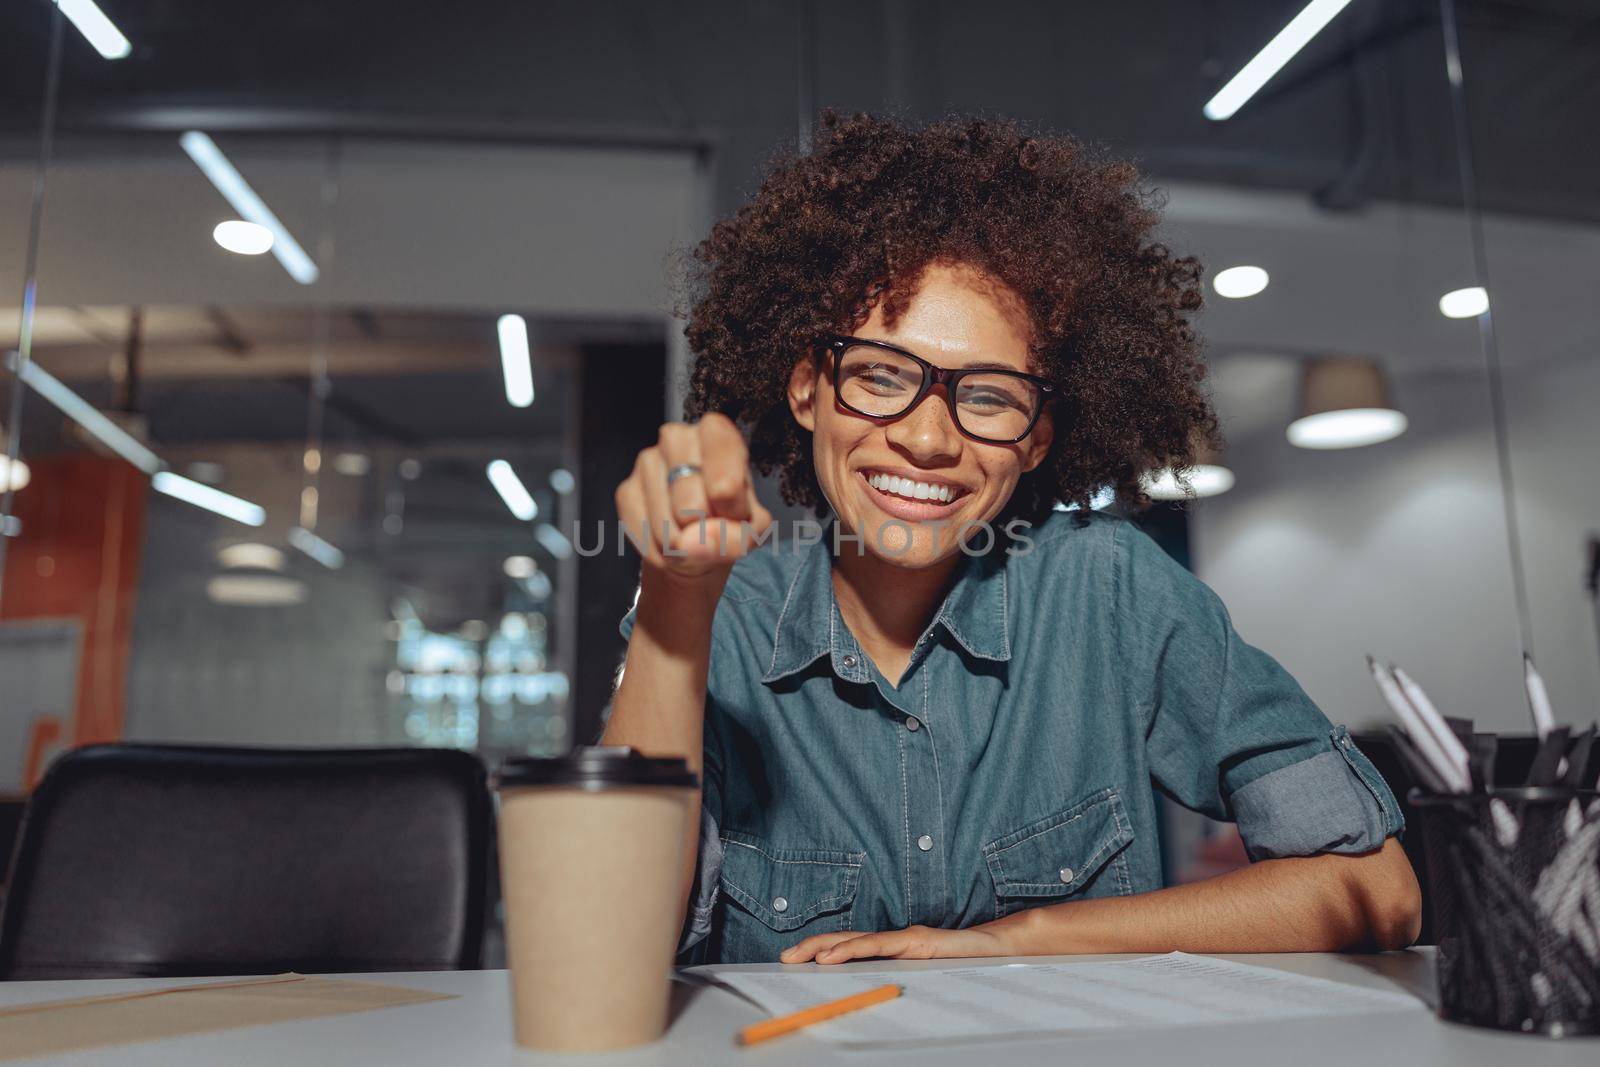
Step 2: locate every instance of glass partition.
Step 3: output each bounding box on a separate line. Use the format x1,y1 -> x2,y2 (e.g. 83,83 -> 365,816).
1,3 -> 703,790
1450,0 -> 1600,725
3,2 -> 1582,874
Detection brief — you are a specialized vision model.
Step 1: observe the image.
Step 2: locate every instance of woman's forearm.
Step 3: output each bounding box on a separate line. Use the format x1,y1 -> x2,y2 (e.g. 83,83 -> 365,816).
990,837 -> 1422,955
599,571 -> 722,924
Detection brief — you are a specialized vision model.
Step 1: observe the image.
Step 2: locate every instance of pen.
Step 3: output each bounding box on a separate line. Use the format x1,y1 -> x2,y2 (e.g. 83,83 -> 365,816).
1391,665 -> 1473,789
1391,664 -> 1521,840
1523,653 -> 1574,789
1375,659 -> 1518,843
736,983 -> 902,1046
1367,657 -> 1468,792
1384,724 -> 1449,794
1523,653 -> 1557,739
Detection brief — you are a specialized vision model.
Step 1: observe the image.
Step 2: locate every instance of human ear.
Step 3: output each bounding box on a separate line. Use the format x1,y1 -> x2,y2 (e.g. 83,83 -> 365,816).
786,355 -> 819,433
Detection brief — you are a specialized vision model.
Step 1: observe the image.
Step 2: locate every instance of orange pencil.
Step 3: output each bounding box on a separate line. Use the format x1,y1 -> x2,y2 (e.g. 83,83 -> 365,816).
736,982 -> 903,1046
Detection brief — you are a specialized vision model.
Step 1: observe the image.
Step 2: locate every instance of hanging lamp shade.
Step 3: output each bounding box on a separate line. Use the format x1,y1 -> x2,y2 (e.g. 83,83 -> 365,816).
1286,356 -> 1408,450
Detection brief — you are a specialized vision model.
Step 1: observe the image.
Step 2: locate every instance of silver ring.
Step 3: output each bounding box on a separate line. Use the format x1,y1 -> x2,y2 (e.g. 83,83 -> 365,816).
665,463 -> 703,487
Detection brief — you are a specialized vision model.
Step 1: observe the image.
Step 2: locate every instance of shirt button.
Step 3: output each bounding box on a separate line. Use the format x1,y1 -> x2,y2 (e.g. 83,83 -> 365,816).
905,716 -> 921,732
917,835 -> 933,852
1059,867 -> 1074,884
841,655 -> 857,669
772,896 -> 789,913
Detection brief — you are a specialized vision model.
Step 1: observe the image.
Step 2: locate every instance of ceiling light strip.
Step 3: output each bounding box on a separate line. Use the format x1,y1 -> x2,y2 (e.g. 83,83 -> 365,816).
178,131 -> 320,285
152,472 -> 266,526
1203,0 -> 1355,121
54,0 -> 131,60
487,460 -> 538,521
288,525 -> 346,569
5,351 -> 162,474
498,314 -> 535,408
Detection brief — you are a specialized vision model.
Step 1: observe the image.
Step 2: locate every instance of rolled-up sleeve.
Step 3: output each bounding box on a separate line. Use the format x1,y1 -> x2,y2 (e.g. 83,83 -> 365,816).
1115,521 -> 1402,861
606,604 -> 726,959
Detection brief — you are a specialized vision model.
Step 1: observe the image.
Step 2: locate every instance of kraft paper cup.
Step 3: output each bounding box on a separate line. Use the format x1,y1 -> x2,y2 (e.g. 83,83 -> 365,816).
495,747 -> 697,1052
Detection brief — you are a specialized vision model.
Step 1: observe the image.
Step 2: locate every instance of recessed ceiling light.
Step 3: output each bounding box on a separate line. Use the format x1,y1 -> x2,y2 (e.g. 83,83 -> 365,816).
332,452 -> 371,477
1145,464 -> 1236,499
1439,286 -> 1489,319
549,468 -> 575,495
0,456 -> 31,493
206,574 -> 308,606
504,555 -> 537,579
1213,265 -> 1270,299
216,543 -> 287,571
212,220 -> 274,256
179,131 -> 319,285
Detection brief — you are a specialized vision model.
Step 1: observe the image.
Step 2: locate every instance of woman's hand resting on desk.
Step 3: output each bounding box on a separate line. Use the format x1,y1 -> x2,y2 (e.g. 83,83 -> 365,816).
783,841 -> 1423,964
781,925 -> 1016,965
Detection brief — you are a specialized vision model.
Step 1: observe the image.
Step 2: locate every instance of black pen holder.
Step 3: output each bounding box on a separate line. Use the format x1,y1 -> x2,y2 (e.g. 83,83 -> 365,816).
1410,788 -> 1600,1036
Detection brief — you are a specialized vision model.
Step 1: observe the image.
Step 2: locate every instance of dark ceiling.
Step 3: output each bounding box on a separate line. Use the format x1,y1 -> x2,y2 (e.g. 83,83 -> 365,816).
3,0 -> 1598,223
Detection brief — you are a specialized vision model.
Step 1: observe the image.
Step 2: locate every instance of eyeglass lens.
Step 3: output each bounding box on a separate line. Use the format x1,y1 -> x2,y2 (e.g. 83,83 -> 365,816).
835,344 -> 1041,441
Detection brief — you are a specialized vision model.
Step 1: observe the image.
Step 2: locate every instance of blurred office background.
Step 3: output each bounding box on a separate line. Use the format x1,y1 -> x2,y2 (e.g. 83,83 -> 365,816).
1,1 -> 1597,880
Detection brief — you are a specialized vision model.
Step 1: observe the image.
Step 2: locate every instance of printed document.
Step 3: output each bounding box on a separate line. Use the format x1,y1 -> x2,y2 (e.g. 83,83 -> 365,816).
690,952 -> 1420,1046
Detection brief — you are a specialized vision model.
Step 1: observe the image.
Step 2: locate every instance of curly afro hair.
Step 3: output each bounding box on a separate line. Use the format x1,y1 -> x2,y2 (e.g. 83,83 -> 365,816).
680,108 -> 1219,522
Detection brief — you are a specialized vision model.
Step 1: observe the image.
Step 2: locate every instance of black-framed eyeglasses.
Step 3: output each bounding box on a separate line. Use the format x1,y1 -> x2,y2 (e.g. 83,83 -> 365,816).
817,335 -> 1055,444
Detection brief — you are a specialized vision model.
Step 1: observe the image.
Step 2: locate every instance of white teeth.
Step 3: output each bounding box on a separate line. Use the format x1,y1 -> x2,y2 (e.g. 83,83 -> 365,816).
866,472 -> 957,504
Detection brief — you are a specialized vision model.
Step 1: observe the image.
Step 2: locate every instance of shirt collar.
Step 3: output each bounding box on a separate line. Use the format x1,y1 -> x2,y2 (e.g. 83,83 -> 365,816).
760,527 -> 1011,686
934,545 -> 1012,663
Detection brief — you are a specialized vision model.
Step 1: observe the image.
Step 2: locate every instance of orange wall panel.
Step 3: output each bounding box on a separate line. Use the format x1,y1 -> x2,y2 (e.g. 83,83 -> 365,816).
1,454 -> 148,748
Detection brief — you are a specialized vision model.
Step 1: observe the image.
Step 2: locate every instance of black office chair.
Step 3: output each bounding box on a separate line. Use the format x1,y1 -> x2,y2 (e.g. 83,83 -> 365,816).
0,744 -> 492,980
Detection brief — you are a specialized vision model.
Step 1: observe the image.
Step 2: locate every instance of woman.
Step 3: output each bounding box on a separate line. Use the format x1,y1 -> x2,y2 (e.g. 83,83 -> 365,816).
601,110 -> 1422,966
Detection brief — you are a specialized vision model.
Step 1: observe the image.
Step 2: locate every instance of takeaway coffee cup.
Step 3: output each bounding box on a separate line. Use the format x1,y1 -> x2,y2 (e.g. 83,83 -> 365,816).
494,746 -> 698,1052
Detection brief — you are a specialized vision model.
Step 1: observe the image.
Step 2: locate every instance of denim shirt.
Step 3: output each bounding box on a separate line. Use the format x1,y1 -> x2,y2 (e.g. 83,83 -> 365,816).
609,509 -> 1402,965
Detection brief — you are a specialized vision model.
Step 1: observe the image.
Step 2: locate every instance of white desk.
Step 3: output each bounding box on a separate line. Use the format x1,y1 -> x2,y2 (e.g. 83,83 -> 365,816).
2,950 -> 1595,1065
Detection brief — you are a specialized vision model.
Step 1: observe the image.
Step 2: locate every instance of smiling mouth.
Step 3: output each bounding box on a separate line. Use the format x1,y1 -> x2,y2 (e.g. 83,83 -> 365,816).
865,471 -> 961,503
860,469 -> 969,511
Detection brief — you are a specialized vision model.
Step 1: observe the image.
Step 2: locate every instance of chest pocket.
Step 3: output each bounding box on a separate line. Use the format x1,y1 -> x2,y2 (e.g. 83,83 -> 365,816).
982,787 -> 1135,919
715,832 -> 864,963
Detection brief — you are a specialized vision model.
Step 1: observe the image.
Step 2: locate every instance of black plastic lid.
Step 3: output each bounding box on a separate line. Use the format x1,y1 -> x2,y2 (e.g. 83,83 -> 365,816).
494,746 -> 698,790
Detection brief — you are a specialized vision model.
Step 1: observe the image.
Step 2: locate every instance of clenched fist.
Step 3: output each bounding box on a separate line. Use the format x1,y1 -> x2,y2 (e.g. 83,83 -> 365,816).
614,413 -> 775,585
